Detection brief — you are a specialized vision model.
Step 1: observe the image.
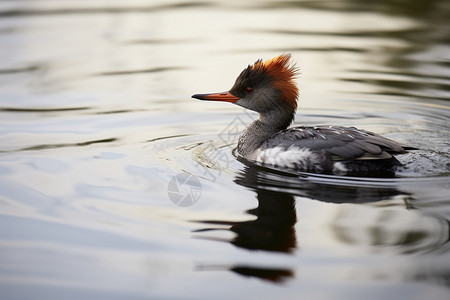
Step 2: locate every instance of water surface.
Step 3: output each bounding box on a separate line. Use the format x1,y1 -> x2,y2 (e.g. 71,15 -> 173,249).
0,0 -> 449,299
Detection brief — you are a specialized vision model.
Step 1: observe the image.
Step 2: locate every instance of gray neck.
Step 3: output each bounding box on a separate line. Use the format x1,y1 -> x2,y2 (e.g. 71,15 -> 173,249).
237,108 -> 295,159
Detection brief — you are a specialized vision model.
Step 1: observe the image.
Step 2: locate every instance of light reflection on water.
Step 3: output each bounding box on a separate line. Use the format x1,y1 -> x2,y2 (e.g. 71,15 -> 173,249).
0,0 -> 449,299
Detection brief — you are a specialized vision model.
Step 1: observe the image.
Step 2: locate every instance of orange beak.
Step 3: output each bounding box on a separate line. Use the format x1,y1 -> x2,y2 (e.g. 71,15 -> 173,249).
192,91 -> 240,103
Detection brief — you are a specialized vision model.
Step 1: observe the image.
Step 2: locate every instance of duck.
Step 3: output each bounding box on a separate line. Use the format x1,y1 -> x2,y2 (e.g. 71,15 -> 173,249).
192,54 -> 408,175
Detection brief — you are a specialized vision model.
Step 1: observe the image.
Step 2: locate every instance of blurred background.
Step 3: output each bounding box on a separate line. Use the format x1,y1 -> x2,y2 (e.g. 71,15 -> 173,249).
0,1 -> 449,299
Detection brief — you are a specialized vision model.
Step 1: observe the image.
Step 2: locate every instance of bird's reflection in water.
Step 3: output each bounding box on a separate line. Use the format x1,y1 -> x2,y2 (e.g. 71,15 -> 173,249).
193,161 -> 408,283
195,188 -> 297,253
195,264 -> 294,284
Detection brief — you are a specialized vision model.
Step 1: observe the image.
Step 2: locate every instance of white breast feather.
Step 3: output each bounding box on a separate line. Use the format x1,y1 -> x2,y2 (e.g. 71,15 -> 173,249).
256,146 -> 321,170
255,146 -> 349,174
332,161 -> 348,175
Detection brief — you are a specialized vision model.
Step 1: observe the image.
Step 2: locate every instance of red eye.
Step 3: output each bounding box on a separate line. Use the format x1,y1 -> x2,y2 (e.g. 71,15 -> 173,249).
246,87 -> 253,93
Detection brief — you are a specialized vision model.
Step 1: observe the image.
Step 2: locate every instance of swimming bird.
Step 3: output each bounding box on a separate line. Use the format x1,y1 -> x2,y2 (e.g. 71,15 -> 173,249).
192,54 -> 408,175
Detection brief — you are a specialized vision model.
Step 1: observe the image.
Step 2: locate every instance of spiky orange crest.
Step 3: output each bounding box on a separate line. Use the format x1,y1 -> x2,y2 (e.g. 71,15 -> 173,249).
253,54 -> 299,110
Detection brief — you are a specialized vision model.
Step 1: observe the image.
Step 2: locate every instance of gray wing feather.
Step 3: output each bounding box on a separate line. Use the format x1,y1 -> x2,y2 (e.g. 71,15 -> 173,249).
262,126 -> 405,161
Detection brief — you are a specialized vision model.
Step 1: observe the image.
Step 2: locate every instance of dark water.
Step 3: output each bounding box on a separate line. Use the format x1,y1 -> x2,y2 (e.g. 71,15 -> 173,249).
0,1 -> 449,299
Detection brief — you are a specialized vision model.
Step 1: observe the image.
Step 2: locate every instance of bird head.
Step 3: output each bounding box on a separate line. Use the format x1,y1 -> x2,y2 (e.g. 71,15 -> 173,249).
192,54 -> 299,115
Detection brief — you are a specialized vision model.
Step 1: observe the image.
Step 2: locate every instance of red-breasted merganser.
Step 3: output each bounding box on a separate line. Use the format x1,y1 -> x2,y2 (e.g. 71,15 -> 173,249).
192,54 -> 407,175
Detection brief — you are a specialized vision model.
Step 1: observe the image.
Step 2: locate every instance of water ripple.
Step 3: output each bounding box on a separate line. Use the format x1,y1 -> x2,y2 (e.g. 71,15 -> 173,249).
0,2 -> 215,18
0,107 -> 90,113
94,67 -> 186,77
18,138 -> 118,152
